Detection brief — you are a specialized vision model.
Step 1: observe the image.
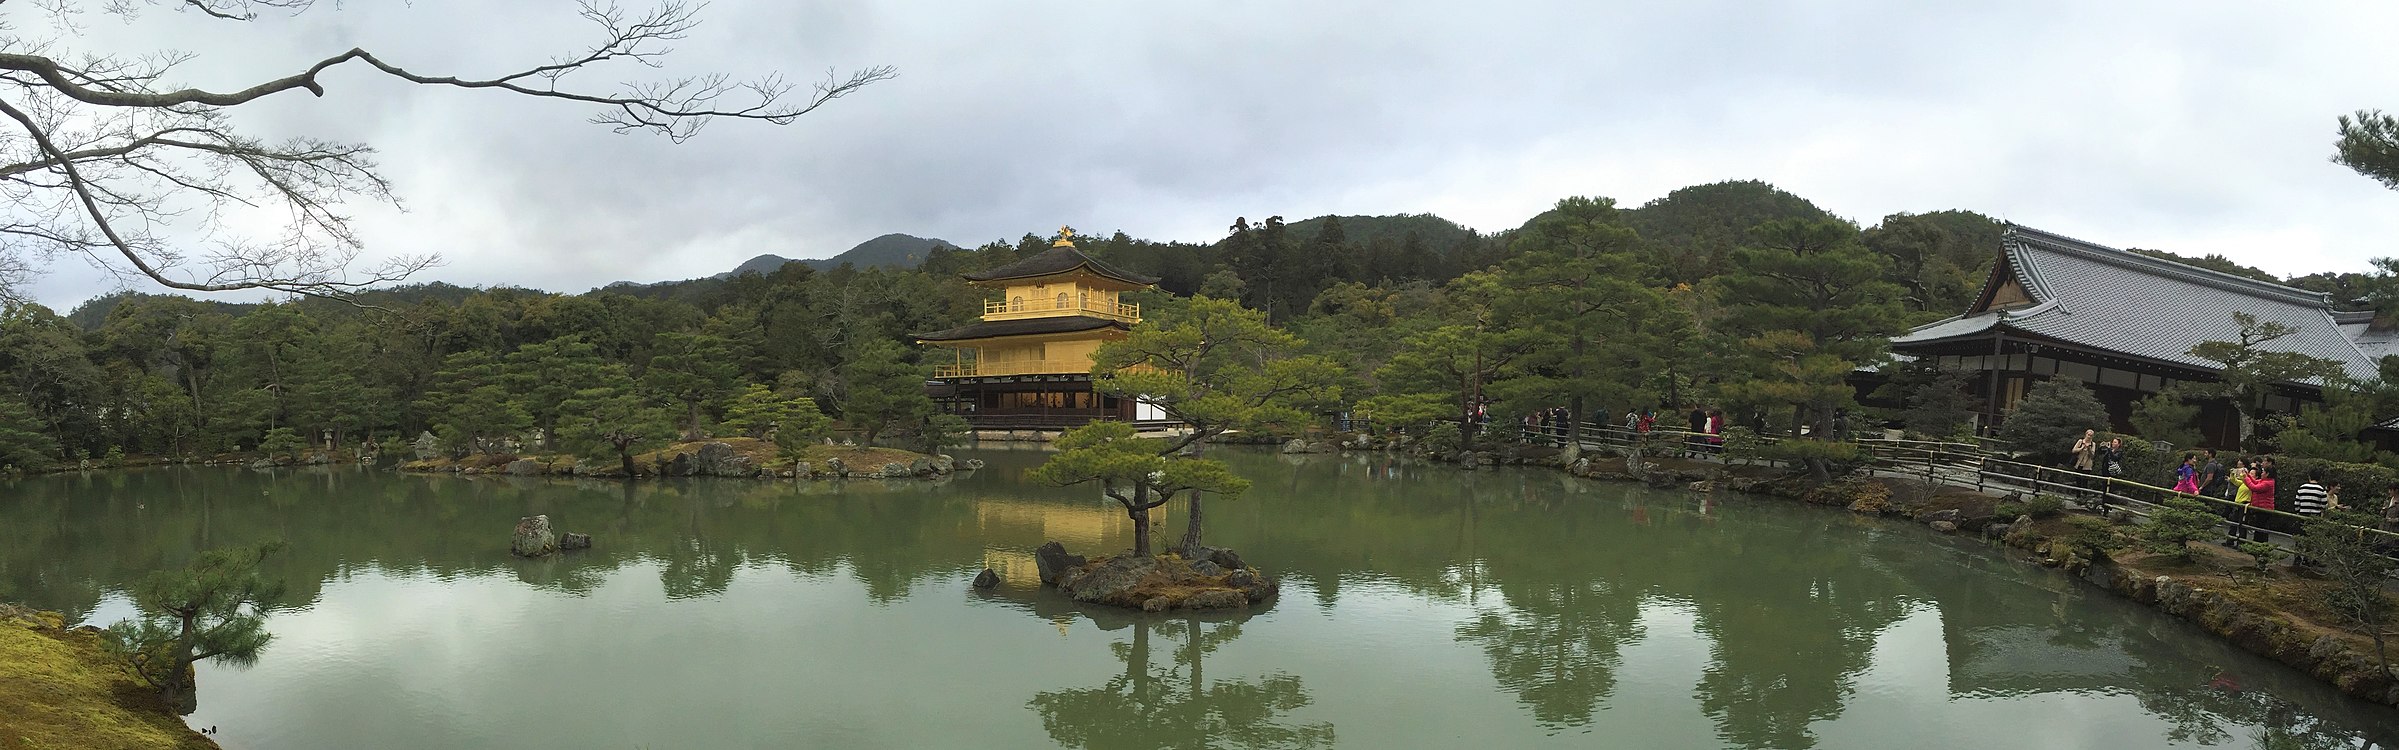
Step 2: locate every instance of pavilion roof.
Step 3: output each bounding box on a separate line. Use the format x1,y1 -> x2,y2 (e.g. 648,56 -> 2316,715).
1890,225 -> 2379,380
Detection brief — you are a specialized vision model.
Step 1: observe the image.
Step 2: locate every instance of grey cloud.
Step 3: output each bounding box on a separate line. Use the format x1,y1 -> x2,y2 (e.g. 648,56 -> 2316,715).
24,0 -> 2399,308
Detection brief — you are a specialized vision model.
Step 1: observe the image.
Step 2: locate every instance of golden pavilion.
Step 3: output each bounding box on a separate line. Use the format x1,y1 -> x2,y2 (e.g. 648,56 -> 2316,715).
914,227 -> 1163,428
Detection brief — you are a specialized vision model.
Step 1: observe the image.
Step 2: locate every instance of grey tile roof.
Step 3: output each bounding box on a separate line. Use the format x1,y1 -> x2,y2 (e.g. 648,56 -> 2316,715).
1891,225 -> 2380,380
959,245 -> 1160,286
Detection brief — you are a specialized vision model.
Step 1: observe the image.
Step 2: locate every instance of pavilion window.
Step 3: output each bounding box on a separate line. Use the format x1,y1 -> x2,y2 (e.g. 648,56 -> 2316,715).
1056,292 -> 1070,310
1010,296 -> 1024,312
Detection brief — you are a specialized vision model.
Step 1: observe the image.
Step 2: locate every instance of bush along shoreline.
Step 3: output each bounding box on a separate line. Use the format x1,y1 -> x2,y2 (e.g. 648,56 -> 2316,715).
396,437 -> 979,480
1301,432 -> 2399,709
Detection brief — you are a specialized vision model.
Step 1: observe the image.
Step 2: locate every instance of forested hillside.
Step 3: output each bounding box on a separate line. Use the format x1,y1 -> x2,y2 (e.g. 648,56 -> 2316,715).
5,178 -> 2391,474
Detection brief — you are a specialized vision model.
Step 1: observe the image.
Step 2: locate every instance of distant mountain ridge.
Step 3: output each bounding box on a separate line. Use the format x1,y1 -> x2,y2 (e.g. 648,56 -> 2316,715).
712,233 -> 958,280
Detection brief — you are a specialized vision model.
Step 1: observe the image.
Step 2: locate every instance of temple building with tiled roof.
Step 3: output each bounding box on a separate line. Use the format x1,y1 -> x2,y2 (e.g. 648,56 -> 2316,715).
914,227 -> 1166,429
1888,225 -> 2385,448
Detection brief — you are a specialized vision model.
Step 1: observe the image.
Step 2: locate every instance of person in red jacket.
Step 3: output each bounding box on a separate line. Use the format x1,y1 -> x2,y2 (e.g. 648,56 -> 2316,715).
2243,470 -> 2278,512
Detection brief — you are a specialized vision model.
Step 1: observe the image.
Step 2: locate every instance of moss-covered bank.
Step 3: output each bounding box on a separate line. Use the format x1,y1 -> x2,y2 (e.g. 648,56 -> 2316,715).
0,607 -> 216,749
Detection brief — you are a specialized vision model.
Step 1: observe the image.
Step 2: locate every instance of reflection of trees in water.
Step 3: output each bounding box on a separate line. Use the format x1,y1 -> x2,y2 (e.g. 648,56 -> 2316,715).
1029,616 -> 1333,750
1454,577 -> 1643,729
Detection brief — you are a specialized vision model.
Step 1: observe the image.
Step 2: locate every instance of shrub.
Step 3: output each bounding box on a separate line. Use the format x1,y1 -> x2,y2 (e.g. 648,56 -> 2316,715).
2140,496 -> 2222,561
2059,515 -> 2126,561
2236,541 -> 2288,575
2268,456 -> 2396,500
1999,379 -> 2106,464
2023,494 -> 2067,519
257,427 -> 305,461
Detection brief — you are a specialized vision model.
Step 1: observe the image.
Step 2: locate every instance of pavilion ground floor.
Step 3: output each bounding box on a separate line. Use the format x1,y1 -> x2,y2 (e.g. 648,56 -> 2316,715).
926,374 -> 1172,431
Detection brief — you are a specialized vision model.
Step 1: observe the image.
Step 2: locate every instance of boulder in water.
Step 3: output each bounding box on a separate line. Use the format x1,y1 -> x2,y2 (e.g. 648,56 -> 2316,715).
1034,541 -> 1086,585
972,568 -> 1000,589
505,459 -> 544,476
1058,556 -> 1158,605
694,442 -> 755,477
511,515 -> 558,557
559,532 -> 592,551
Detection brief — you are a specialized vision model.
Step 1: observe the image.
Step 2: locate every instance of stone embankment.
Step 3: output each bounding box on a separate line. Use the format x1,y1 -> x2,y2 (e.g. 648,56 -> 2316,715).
1295,429 -> 2399,708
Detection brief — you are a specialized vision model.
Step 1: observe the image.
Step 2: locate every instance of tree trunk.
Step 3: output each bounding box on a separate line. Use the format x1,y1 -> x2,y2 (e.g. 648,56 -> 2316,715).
1179,444 -> 1208,553
1128,505 -> 1153,558
617,443 -> 638,478
685,400 -> 703,441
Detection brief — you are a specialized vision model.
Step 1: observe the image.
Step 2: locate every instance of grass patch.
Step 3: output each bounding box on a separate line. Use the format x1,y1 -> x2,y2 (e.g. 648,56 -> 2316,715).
0,608 -> 216,749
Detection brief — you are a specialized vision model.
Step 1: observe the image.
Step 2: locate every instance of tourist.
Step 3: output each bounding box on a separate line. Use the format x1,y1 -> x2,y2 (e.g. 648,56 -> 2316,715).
2225,464 -> 2255,545
2199,450 -> 2227,500
2173,455 -> 2200,495
1706,409 -> 1725,453
2243,466 -> 2278,512
1686,405 -> 1708,455
1637,410 -> 1656,434
2072,429 -> 2098,472
2382,484 -> 2399,532
2292,474 -> 2331,517
2101,438 -> 2126,479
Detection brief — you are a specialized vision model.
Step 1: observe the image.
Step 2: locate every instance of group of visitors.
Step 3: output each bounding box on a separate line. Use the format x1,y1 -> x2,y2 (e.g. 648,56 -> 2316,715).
2071,430 -> 2128,479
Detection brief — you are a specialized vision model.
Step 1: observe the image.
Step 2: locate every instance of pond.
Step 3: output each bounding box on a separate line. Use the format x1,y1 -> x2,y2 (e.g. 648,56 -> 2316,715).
5,447 -> 2399,749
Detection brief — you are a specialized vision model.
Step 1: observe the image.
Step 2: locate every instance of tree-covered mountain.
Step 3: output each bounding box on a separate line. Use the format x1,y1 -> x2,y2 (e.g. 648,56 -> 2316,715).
713,233 -> 960,281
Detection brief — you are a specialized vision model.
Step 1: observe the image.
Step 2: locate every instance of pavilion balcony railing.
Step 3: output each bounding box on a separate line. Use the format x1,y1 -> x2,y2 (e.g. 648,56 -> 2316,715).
981,298 -> 1140,322
932,360 -> 1097,378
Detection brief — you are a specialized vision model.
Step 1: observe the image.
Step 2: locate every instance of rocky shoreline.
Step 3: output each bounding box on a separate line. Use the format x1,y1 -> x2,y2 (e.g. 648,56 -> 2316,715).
1022,541 -> 1279,612
1285,431 -> 2399,709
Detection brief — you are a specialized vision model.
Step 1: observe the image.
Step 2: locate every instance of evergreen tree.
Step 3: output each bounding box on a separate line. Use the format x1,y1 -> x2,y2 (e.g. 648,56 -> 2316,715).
257,427 -> 305,461
1713,218 -> 1905,476
0,394 -> 58,472
419,350 -> 528,454
2188,313 -> 2346,447
2296,511 -> 2399,678
1899,369 -> 1978,440
722,383 -> 830,441
2335,109 -> 2399,191
1029,422 -> 1249,558
2139,496 -> 2222,561
1489,197 -> 1664,447
1095,296 -> 1344,551
2128,386 -> 2204,451
1370,273 -> 1534,450
103,542 -> 287,714
837,338 -> 937,446
557,365 -> 678,477
642,332 -> 741,440
1997,379 -> 2106,462
2279,378 -> 2385,463
503,336 -> 610,449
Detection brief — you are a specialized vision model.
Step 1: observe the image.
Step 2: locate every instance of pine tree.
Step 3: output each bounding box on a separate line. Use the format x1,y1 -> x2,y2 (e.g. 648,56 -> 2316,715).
1029,422 -> 1249,558
1997,379 -> 2106,463
502,336 -> 609,449
0,394 -> 57,472
2335,109 -> 2399,191
837,338 -> 936,446
1713,218 -> 1905,477
557,365 -> 678,477
642,332 -> 741,440
2127,386 -> 2204,451
1488,197 -> 1665,448
103,542 -> 287,714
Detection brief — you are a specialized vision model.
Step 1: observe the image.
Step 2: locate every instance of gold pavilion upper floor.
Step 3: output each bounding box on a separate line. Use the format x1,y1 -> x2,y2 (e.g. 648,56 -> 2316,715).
912,228 -> 1158,379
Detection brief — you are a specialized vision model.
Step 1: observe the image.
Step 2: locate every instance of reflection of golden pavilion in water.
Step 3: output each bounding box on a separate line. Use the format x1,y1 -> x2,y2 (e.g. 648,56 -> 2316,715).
914,226 -> 1167,430
975,495 -> 1167,586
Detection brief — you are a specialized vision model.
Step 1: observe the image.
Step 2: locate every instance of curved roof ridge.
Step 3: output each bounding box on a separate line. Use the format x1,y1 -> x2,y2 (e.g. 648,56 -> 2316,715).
2003,224 -> 2328,308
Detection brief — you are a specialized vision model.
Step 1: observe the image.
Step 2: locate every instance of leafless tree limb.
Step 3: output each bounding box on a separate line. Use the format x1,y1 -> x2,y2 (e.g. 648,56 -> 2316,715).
0,0 -> 892,302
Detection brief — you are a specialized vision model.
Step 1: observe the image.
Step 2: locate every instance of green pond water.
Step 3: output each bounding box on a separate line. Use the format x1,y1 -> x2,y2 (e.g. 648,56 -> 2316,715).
6,447 -> 2399,749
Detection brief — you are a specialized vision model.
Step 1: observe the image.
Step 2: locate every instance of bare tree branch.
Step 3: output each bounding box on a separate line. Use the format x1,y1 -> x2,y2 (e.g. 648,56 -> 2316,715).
0,0 -> 890,302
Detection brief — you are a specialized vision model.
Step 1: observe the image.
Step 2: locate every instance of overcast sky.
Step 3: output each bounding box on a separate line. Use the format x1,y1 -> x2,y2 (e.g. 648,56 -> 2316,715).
22,0 -> 2399,309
